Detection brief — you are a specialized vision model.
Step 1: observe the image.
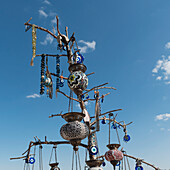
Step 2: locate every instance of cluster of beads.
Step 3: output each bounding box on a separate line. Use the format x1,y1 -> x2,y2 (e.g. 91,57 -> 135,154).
40,54 -> 45,95
56,56 -> 60,90
32,25 -> 37,60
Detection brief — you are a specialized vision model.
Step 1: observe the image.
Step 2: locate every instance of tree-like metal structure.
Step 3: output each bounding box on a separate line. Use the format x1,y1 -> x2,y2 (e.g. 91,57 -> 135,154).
10,16 -> 160,170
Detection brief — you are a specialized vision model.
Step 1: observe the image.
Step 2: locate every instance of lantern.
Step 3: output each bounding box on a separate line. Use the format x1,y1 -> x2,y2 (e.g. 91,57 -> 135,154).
68,71 -> 88,95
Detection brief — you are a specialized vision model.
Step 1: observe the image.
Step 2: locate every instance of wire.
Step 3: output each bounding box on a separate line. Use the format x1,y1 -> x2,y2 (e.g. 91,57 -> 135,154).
116,127 -> 121,145
125,151 -> 131,170
76,152 -> 78,170
39,146 -> 43,170
72,150 -> 74,170
124,155 -> 127,170
32,146 -> 36,170
78,151 -> 81,170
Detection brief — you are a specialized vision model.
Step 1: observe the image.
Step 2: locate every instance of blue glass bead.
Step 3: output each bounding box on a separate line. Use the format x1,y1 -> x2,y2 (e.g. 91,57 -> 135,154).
29,157 -> 35,164
89,146 -> 98,155
123,135 -> 131,142
135,166 -> 143,170
101,119 -> 106,124
102,162 -> 106,167
116,161 -> 121,166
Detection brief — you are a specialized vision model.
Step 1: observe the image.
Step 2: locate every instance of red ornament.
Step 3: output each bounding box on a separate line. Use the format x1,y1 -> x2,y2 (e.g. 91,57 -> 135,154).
105,149 -> 123,162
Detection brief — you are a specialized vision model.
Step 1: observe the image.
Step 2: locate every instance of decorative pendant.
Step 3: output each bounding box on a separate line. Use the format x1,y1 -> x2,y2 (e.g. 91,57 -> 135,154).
30,24 -> 37,66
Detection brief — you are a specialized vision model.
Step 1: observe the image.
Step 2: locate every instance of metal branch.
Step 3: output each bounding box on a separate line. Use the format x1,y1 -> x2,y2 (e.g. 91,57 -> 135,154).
97,86 -> 116,90
57,90 -> 79,102
86,72 -> 95,76
25,17 -> 32,24
11,140 -> 88,161
90,109 -> 122,119
83,92 -> 111,102
82,83 -> 109,95
49,111 -> 63,118
123,154 -> 159,170
24,22 -> 58,40
90,117 -> 132,128
99,92 -> 111,99
36,54 -> 67,57
95,154 -> 159,169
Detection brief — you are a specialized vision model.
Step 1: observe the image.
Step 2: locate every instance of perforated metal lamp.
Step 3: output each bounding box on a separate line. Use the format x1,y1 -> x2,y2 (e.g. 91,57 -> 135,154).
49,162 -> 60,170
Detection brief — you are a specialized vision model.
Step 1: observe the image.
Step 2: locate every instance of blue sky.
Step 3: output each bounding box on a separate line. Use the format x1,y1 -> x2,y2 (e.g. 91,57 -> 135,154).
1,0 -> 170,169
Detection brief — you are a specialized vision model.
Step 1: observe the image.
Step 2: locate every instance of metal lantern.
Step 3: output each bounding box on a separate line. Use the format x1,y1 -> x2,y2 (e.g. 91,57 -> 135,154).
67,71 -> 88,95
60,120 -> 89,141
49,163 -> 60,170
105,149 -> 123,162
104,144 -> 123,168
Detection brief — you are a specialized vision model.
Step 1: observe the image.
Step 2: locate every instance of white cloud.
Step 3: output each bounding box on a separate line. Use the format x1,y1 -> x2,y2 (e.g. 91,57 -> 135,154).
43,0 -> 51,5
168,129 -> 170,131
152,55 -> 170,84
152,58 -> 163,73
41,34 -> 54,45
26,94 -> 40,98
49,11 -> 57,17
160,128 -> 165,131
78,40 -> 96,53
51,17 -> 56,24
38,9 -> 48,18
165,81 -> 170,84
155,113 -> 170,121
165,42 -> 170,49
156,76 -> 162,80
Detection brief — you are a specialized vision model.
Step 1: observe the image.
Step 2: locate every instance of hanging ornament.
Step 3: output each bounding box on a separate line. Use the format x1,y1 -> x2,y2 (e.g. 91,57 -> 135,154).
105,149 -> 123,162
89,146 -> 98,155
81,94 -> 85,99
85,93 -> 89,99
135,165 -> 143,170
40,54 -> 45,95
59,75 -> 64,87
29,157 -> 35,164
25,25 -> 32,32
45,77 -> 52,87
101,116 -> 106,124
56,56 -> 60,91
111,122 -> 117,129
102,162 -> 106,167
116,161 -> 121,166
72,53 -> 84,64
30,24 -> 37,66
67,71 -> 88,95
118,125 -> 121,129
94,91 -> 97,98
101,95 -> 104,103
123,134 -> 131,142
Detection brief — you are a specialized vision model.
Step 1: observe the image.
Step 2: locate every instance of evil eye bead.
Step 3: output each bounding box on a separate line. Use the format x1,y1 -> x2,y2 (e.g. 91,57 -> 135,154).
101,119 -> 106,124
111,122 -> 117,129
89,146 -> 98,155
102,162 -> 106,167
123,135 -> 131,142
72,53 -> 84,64
29,157 -> 35,164
135,166 -> 143,170
85,94 -> 89,99
116,161 -> 121,166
